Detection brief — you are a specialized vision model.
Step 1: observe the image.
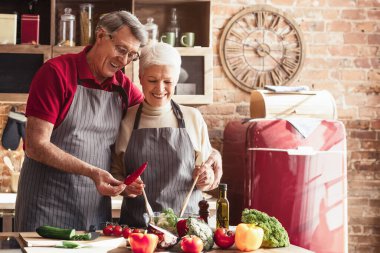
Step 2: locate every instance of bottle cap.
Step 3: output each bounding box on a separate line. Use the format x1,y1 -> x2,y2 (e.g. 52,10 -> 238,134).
219,183 -> 227,191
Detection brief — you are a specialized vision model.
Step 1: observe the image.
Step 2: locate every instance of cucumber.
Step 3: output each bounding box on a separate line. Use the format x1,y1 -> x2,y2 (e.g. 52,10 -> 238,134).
36,225 -> 76,240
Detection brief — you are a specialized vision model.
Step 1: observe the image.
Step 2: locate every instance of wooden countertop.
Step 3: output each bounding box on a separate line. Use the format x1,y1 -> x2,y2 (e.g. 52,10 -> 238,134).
0,232 -> 314,253
0,193 -> 123,211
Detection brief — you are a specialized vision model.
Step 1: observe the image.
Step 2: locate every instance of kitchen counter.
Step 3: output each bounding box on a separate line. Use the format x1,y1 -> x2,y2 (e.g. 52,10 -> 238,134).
0,193 -> 217,232
0,232 -> 314,253
0,193 -> 123,232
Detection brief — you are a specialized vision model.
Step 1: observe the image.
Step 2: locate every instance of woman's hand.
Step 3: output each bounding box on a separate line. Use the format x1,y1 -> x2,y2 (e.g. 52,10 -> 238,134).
121,177 -> 145,197
193,163 -> 215,191
204,148 -> 223,190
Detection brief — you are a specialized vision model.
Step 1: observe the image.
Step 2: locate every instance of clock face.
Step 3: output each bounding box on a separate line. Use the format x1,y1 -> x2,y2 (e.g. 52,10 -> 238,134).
219,5 -> 305,92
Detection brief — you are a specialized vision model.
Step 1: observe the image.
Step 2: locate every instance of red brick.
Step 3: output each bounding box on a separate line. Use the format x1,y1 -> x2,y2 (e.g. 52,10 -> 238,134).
361,140 -> 380,150
371,120 -> 380,129
342,9 -> 366,20
359,107 -> 378,118
198,103 -> 236,115
354,58 -> 373,68
329,0 -> 357,7
350,151 -> 379,160
328,45 -> 359,57
349,225 -> 363,234
345,120 -> 370,130
341,69 -> 366,80
369,199 -> 380,207
327,21 -> 352,32
271,0 -> 296,5
300,21 -> 325,32
350,130 -> 377,139
368,34 -> 380,44
344,33 -> 368,44
368,69 -> 380,81
371,58 -> 380,68
323,9 -> 341,19
349,197 -> 369,206
355,22 -> 378,33
368,9 -> 380,20
358,0 -> 380,7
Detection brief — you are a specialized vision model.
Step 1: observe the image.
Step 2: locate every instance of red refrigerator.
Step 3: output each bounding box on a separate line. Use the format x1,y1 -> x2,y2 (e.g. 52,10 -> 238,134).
222,119 -> 347,253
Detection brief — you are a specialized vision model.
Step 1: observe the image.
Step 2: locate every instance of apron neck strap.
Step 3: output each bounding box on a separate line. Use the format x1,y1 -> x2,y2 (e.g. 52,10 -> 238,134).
133,100 -> 185,129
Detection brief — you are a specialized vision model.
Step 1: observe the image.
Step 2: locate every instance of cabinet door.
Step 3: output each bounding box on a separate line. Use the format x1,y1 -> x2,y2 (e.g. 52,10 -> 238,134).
133,47 -> 213,105
0,45 -> 51,102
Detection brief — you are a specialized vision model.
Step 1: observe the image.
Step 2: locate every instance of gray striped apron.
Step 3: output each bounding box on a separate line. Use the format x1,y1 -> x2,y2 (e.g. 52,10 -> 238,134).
15,83 -> 124,231
119,100 -> 202,227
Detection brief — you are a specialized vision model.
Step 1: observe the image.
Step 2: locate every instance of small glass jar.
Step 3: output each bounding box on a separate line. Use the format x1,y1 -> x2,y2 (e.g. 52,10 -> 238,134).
58,8 -> 75,46
80,3 -> 94,45
144,17 -> 158,42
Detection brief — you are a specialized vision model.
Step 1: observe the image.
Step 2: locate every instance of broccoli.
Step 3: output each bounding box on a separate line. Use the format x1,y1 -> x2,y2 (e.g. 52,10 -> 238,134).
241,209 -> 290,248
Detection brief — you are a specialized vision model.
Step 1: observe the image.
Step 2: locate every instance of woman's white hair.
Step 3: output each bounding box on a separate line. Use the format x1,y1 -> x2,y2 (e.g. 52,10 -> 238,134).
139,42 -> 182,82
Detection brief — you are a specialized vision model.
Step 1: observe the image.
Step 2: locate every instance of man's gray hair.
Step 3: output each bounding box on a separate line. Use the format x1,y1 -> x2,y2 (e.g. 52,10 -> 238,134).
139,42 -> 182,81
95,11 -> 148,46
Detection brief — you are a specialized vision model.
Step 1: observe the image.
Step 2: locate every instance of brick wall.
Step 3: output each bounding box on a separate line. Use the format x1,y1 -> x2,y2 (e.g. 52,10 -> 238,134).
0,0 -> 378,251
205,0 -> 379,252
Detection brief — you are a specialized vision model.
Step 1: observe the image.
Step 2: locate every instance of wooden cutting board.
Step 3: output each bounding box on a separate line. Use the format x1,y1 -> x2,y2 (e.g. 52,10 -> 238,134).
20,232 -> 125,252
19,232 -> 313,253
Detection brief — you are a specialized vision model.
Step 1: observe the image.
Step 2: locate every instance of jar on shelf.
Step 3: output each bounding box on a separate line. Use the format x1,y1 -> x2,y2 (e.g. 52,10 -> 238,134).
144,17 -> 158,42
80,3 -> 94,46
167,8 -> 180,46
58,8 -> 75,47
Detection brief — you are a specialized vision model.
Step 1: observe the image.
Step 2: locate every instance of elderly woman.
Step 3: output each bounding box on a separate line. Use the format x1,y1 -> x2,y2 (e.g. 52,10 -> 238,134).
111,42 -> 215,227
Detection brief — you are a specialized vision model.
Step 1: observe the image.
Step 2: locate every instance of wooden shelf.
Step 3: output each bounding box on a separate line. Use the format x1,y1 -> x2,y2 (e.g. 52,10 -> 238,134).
0,0 -> 213,104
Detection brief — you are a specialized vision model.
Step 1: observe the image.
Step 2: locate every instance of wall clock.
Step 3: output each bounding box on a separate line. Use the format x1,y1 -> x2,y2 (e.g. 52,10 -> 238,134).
219,5 -> 305,92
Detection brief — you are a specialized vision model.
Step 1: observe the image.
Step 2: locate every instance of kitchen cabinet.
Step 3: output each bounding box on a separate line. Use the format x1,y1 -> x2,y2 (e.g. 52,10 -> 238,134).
0,0 -> 213,104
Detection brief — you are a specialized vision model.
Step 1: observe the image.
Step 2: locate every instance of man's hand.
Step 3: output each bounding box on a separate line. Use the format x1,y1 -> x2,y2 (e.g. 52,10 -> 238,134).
91,168 -> 126,196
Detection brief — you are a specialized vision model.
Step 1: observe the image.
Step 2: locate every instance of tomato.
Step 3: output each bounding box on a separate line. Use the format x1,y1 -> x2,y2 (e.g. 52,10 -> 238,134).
113,225 -> 123,237
213,228 -> 235,249
103,224 -> 114,236
122,227 -> 132,239
133,228 -> 143,233
180,235 -> 203,253
176,219 -> 189,237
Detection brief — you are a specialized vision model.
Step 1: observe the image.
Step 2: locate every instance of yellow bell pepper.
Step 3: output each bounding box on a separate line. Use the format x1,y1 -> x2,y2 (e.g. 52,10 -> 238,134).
235,223 -> 264,251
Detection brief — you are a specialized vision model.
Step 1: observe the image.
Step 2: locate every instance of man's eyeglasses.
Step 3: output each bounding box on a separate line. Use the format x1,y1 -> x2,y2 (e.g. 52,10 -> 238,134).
106,34 -> 140,62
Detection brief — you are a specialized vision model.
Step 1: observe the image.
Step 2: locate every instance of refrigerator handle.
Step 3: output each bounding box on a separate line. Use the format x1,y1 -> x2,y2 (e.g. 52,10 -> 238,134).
287,146 -> 317,156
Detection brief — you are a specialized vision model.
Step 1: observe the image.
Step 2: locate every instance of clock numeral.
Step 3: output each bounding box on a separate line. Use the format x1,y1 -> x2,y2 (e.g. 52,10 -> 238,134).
270,67 -> 286,86
284,46 -> 301,56
282,28 -> 297,39
229,29 -> 245,42
282,58 -> 298,75
228,57 -> 245,72
256,72 -> 268,88
225,44 -> 243,54
257,12 -> 265,28
240,68 -> 253,85
269,15 -> 282,31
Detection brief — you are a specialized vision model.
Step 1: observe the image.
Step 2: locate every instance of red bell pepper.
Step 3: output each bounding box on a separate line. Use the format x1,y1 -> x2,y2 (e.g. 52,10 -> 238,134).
128,232 -> 158,253
124,162 -> 148,185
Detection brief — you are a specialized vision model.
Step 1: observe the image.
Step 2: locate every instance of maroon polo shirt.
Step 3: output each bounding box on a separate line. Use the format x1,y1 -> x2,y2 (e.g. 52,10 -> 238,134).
26,46 -> 143,128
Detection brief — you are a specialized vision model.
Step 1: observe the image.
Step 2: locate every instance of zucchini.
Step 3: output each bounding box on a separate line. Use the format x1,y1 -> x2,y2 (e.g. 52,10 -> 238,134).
36,225 -> 76,240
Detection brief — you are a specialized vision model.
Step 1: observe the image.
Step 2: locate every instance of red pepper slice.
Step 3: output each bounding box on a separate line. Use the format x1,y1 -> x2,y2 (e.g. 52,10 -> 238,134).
124,162 -> 148,185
